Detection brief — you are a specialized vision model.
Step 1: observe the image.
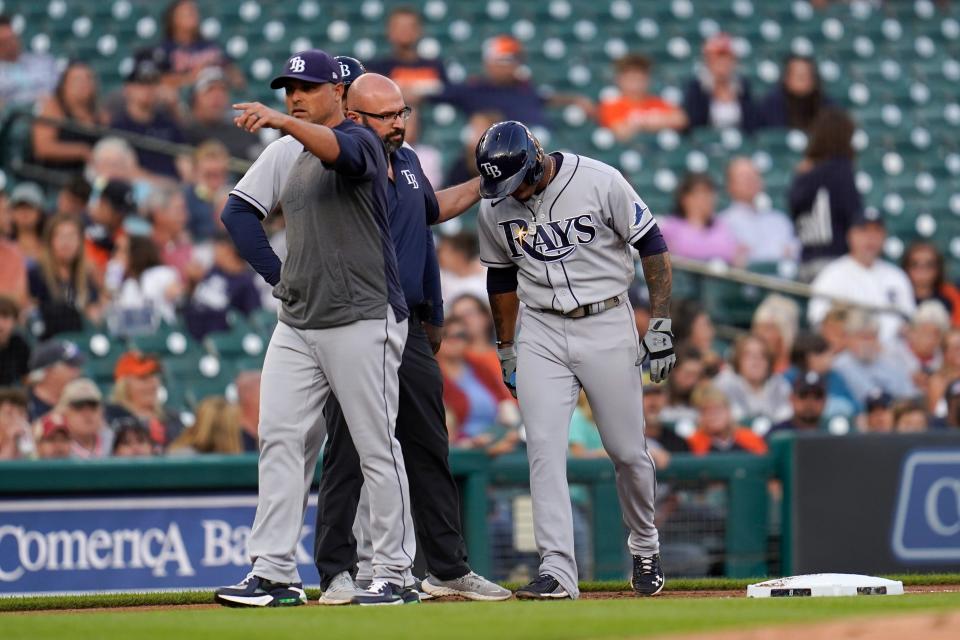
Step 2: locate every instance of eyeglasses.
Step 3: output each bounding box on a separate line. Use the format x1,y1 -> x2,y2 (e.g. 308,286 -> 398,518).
908,260 -> 937,269
352,107 -> 413,122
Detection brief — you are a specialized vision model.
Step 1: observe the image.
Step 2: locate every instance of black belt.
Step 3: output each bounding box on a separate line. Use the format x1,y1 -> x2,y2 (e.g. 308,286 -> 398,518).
537,294 -> 625,319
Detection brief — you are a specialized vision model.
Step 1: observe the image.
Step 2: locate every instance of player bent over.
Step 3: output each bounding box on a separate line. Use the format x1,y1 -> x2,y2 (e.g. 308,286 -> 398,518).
475,121 -> 676,600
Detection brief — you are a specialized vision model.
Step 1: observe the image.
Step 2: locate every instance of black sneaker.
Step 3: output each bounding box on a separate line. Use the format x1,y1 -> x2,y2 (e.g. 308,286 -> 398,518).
214,573 -> 307,608
631,554 -> 665,596
351,580 -> 421,606
515,574 -> 570,600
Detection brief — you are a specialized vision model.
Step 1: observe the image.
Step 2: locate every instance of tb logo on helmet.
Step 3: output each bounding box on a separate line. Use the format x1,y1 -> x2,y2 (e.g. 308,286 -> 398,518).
481,163 -> 502,178
289,56 -> 306,73
339,62 -> 351,78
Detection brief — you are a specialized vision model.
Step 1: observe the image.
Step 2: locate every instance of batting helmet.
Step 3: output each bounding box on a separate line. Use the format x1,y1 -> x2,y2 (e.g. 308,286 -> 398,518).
334,55 -> 366,86
475,121 -> 544,199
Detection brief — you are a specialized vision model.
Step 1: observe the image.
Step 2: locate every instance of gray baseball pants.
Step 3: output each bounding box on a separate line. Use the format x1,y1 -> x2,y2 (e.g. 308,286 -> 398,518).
515,301 -> 660,599
247,310 -> 415,587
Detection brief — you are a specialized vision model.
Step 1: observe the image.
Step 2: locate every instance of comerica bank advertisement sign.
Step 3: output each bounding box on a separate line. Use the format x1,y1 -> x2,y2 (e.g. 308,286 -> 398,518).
0,496 -> 319,594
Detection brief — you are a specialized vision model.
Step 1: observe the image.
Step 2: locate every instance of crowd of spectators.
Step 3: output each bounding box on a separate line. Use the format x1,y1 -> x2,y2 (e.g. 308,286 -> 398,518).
0,1 -> 958,465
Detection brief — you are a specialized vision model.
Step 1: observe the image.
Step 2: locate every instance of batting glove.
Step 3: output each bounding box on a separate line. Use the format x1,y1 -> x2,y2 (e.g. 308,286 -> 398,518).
497,344 -> 518,399
640,318 -> 676,383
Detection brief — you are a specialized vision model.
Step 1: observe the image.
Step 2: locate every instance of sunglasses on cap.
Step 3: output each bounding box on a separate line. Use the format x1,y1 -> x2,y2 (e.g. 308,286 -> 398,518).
69,399 -> 101,410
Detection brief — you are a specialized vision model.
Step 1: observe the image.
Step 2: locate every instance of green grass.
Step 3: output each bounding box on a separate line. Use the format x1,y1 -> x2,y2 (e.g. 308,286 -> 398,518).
3,593 -> 959,640
2,574 -> 959,613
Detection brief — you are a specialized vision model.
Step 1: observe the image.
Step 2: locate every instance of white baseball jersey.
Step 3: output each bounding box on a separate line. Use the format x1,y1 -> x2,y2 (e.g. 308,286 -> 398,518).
230,134 -> 304,218
478,153 -> 655,312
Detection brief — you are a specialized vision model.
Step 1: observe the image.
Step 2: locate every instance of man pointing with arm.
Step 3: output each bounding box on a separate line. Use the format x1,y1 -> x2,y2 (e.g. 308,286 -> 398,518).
214,50 -> 416,607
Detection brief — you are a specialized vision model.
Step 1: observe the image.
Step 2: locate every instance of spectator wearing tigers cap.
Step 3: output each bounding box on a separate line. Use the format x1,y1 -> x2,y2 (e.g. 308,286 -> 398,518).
106,351 -> 183,448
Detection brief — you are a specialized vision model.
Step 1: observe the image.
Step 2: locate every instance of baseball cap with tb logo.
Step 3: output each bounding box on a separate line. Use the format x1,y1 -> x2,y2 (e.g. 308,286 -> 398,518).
270,49 -> 341,89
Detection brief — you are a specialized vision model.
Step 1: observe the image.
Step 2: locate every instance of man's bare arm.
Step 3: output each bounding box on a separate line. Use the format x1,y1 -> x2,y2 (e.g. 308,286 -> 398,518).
435,177 -> 481,224
640,252 -> 672,318
489,291 -> 520,345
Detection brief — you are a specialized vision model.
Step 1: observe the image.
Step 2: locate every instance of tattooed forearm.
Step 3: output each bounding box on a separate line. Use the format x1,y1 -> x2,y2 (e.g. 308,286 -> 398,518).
489,291 -> 520,344
641,252 -> 673,318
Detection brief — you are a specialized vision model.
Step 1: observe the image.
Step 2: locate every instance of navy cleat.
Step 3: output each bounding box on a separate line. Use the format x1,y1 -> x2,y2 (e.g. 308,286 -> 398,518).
631,553 -> 665,596
214,573 -> 307,608
515,574 -> 571,600
351,580 -> 421,606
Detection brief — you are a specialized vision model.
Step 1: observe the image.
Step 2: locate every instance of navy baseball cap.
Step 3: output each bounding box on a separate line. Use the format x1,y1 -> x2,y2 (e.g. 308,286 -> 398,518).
851,207 -> 884,228
865,389 -> 893,411
270,50 -> 341,89
28,339 -> 85,372
334,56 -> 366,86
792,371 -> 826,395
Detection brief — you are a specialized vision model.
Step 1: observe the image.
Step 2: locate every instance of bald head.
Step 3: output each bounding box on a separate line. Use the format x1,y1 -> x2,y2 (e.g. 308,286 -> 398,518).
346,73 -> 408,154
346,73 -> 403,112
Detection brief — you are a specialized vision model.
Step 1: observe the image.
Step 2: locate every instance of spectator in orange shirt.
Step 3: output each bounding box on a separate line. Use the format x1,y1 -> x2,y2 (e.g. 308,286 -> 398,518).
599,54 -> 687,140
686,383 -> 768,456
